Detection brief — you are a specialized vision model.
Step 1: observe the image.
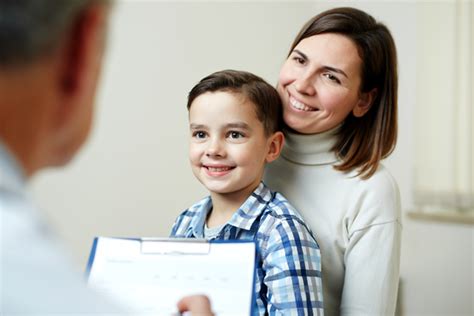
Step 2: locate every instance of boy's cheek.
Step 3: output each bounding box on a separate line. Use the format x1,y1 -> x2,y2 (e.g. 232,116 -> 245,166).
188,146 -> 204,164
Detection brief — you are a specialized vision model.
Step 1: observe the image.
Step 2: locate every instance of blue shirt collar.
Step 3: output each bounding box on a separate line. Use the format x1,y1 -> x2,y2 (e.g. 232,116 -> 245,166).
187,182 -> 273,238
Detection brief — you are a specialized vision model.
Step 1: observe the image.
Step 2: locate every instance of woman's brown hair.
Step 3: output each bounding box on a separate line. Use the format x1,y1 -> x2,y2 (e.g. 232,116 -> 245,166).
288,7 -> 398,178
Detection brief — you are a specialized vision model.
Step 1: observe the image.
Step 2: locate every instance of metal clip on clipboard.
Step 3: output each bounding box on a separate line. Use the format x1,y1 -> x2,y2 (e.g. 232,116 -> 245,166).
140,238 -> 211,255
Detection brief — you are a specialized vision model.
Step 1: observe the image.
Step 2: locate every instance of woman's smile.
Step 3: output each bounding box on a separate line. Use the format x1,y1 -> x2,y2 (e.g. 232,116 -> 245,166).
289,95 -> 318,112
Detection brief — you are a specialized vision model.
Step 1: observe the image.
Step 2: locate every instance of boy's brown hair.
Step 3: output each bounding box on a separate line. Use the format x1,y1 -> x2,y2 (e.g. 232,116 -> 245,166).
187,69 -> 283,136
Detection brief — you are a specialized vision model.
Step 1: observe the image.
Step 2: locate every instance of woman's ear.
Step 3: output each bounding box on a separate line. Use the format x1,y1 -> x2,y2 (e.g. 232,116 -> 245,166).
265,131 -> 284,163
353,88 -> 377,117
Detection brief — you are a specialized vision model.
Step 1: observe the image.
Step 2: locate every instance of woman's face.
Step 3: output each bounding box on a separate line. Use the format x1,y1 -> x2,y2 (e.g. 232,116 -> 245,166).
277,33 -> 370,134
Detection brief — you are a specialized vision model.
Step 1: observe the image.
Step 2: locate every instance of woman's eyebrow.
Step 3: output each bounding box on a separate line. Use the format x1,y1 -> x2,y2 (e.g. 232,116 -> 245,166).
293,49 -> 348,78
322,66 -> 348,78
292,49 -> 308,60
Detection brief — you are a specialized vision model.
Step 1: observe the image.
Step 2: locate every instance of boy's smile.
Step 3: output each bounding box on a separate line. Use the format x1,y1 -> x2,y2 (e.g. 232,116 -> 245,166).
203,164 -> 236,177
188,91 -> 274,204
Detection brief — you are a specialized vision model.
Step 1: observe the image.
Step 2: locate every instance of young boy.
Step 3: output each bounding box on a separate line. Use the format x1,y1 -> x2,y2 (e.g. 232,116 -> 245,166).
170,70 -> 323,315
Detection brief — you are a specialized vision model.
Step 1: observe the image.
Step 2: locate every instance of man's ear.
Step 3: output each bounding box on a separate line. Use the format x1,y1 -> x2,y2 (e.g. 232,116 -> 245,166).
55,4 -> 108,120
265,131 -> 284,163
353,88 -> 377,118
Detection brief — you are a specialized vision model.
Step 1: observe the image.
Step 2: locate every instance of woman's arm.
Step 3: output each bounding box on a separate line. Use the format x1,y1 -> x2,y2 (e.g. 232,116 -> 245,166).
341,170 -> 402,315
341,221 -> 402,315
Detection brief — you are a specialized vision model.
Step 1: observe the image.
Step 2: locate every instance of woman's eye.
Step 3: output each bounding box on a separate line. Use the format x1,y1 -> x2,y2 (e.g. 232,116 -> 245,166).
292,56 -> 306,65
323,73 -> 341,84
192,131 -> 206,139
228,131 -> 244,139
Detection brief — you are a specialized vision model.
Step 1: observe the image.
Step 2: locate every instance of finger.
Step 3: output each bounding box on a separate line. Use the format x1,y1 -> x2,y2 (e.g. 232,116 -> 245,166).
176,295 -> 213,315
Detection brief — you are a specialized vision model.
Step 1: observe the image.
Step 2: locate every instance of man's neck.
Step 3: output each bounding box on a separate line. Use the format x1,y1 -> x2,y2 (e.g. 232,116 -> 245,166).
0,63 -> 56,178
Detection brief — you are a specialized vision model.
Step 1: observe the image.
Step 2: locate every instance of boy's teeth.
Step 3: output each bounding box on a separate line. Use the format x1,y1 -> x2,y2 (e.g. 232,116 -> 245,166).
208,167 -> 231,172
290,97 -> 314,111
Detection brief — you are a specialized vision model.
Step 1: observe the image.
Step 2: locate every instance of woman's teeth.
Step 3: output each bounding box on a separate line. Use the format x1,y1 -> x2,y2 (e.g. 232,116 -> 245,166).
290,97 -> 315,111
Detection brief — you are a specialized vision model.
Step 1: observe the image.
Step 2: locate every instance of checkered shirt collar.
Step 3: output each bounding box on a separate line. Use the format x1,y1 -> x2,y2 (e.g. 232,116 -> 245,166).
187,181 -> 273,238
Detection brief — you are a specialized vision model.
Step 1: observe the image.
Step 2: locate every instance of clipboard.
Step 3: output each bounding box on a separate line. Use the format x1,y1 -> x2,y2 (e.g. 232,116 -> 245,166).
86,237 -> 256,315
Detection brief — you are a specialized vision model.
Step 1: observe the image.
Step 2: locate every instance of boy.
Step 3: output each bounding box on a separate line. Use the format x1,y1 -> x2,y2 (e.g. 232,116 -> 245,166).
170,70 -> 323,315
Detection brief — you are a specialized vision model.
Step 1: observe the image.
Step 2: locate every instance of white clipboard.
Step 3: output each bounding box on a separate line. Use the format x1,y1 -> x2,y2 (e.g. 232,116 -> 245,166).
86,237 -> 256,315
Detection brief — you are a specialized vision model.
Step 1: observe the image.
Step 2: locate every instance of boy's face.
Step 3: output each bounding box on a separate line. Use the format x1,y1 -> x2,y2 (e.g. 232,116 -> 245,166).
188,91 -> 278,201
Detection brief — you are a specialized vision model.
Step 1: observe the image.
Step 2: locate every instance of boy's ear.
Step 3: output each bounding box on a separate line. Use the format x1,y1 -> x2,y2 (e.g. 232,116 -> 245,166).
353,88 -> 377,118
265,131 -> 284,163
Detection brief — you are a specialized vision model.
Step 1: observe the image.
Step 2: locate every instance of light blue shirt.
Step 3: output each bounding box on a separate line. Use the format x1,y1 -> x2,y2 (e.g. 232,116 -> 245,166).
171,182 -> 324,316
0,142 -> 122,315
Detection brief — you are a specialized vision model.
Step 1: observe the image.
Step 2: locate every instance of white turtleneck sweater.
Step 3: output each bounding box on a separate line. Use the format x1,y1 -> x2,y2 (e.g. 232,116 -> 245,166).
264,128 -> 401,316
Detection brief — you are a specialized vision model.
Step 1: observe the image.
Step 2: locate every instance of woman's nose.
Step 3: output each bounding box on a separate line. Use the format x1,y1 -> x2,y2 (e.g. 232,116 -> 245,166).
293,72 -> 316,96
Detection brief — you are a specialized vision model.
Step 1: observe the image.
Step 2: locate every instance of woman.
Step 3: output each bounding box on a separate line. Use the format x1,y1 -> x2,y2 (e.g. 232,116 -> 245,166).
264,7 -> 402,316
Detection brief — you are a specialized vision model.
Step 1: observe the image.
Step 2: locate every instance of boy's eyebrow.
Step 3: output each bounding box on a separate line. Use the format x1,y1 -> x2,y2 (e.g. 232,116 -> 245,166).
226,122 -> 251,130
189,123 -> 206,130
292,49 -> 348,78
189,122 -> 252,130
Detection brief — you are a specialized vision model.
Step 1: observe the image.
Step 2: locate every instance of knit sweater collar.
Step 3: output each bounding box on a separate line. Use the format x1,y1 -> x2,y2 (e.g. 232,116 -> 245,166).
280,126 -> 340,165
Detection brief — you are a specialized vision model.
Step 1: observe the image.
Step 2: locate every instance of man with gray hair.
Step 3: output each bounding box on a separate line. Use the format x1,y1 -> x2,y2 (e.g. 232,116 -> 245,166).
0,1 -> 212,314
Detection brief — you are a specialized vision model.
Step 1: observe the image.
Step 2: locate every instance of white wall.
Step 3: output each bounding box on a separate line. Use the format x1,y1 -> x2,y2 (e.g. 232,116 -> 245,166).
30,1 -> 473,315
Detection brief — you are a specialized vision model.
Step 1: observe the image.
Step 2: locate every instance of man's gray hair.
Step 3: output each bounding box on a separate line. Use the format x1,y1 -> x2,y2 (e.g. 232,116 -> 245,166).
0,0 -> 105,66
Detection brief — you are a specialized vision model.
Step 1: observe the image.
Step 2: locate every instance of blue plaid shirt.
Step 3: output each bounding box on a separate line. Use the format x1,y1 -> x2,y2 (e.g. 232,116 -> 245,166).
170,182 -> 324,315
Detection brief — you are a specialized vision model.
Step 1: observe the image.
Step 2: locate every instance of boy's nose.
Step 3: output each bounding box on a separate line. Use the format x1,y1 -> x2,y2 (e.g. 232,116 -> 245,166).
205,139 -> 225,158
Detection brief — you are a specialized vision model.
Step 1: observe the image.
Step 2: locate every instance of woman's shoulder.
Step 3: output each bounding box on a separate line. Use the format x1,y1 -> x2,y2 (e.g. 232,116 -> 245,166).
356,163 -> 399,194
346,163 -> 401,227
323,162 -> 400,202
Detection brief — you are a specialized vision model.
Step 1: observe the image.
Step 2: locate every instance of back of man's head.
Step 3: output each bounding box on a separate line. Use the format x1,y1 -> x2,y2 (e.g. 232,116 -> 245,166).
0,0 -> 107,68
0,0 -> 110,176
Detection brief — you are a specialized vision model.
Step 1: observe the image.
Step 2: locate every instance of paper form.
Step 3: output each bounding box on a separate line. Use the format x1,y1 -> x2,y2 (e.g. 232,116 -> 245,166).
87,237 -> 256,315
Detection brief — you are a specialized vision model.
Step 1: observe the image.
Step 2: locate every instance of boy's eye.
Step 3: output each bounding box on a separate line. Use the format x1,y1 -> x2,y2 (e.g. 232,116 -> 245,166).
192,131 -> 207,139
227,131 -> 244,139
